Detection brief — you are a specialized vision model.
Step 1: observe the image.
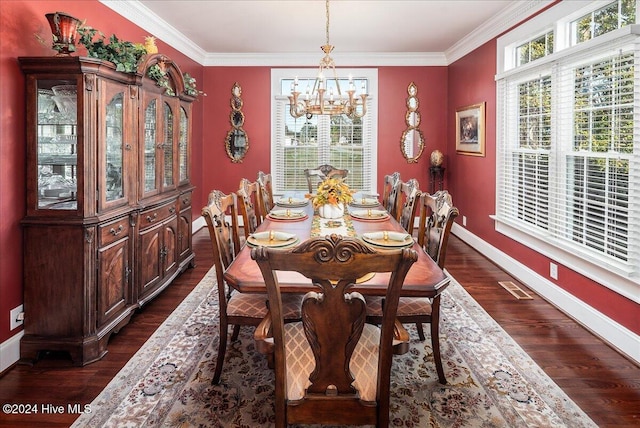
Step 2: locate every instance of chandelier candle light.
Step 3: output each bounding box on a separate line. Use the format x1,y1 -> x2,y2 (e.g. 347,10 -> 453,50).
289,0 -> 368,119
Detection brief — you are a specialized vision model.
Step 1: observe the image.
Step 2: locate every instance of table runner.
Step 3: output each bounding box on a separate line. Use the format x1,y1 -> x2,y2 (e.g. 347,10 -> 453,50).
310,212 -> 357,237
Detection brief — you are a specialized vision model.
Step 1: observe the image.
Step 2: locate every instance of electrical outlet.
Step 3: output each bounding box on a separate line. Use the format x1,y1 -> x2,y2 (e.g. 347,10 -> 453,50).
10,304 -> 24,330
462,215 -> 467,227
550,262 -> 558,280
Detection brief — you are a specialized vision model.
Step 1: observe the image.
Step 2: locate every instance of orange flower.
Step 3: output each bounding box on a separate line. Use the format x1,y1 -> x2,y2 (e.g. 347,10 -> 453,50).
311,177 -> 354,209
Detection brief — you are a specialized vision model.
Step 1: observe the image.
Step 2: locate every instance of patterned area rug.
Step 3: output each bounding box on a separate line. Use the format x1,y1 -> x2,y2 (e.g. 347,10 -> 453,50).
72,268 -> 596,427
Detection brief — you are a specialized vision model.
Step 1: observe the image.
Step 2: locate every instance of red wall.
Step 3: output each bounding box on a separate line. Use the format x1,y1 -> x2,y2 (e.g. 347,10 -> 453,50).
447,40 -> 639,334
199,66 -> 448,197
0,0 -> 203,343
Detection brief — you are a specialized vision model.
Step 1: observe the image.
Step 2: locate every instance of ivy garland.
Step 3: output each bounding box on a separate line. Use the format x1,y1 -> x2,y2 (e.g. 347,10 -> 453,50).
76,24 -> 146,74
147,64 -> 175,96
73,20 -> 201,97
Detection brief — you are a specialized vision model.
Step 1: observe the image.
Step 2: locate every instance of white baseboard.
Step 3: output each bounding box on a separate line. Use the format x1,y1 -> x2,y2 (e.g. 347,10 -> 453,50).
192,216 -> 206,232
0,331 -> 23,374
452,223 -> 640,365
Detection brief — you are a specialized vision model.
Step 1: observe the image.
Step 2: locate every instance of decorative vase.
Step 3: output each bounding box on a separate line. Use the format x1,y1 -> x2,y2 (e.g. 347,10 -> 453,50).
430,149 -> 444,167
318,203 -> 344,219
45,12 -> 81,56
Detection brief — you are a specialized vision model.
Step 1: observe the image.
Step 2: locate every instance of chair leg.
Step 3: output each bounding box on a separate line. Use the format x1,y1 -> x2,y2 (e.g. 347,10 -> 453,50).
230,324 -> 241,341
212,320 -> 229,385
430,296 -> 447,384
415,322 -> 426,341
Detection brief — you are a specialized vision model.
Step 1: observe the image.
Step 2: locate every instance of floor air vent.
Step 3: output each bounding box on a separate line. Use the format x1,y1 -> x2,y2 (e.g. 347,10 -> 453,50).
498,281 -> 533,300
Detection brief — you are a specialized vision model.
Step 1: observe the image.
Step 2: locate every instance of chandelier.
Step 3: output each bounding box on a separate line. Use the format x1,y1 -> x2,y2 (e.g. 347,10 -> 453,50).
288,0 -> 368,119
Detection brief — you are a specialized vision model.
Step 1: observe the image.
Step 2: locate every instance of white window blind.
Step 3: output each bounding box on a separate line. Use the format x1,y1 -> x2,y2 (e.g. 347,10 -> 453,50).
271,69 -> 377,195
496,31 -> 640,276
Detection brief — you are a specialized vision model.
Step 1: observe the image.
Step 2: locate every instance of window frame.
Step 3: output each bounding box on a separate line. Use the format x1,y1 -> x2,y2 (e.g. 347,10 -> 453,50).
270,68 -> 378,195
495,0 -> 640,302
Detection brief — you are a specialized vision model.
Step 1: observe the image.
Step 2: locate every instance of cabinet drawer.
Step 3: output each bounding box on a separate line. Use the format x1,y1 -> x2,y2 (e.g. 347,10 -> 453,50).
180,192 -> 192,211
99,218 -> 131,246
140,203 -> 176,229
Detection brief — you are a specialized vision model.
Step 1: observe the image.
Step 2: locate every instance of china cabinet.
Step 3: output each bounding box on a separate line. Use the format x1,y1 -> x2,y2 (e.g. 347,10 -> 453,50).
19,54 -> 196,365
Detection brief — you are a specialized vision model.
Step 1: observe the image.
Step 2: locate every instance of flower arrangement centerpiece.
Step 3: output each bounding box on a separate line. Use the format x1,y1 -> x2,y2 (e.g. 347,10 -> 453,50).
311,177 -> 354,219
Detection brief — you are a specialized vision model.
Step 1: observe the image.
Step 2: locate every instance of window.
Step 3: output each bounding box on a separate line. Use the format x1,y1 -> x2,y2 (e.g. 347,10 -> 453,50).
516,31 -> 554,66
271,68 -> 378,194
572,0 -> 636,44
496,0 -> 639,290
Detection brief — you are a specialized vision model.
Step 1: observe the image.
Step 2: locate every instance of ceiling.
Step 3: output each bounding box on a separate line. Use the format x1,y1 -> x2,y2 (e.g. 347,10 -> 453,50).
103,0 -> 551,66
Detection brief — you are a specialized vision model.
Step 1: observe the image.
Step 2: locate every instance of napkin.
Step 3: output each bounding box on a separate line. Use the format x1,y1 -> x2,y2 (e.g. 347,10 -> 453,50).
251,231 -> 295,241
270,209 -> 305,217
277,197 -> 306,204
351,209 -> 387,217
363,231 -> 410,242
355,197 -> 379,205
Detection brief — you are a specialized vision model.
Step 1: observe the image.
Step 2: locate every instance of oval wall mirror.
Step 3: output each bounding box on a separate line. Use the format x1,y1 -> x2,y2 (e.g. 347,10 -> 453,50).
226,82 -> 249,163
226,128 -> 248,160
231,110 -> 244,127
406,110 -> 421,127
401,127 -> 425,163
401,82 -> 425,163
231,96 -> 243,110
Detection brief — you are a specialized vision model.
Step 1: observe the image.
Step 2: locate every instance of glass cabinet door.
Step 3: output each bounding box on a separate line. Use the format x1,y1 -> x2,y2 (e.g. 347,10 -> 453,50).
105,92 -> 124,203
36,80 -> 78,210
179,106 -> 188,183
144,99 -> 157,193
163,101 -> 174,189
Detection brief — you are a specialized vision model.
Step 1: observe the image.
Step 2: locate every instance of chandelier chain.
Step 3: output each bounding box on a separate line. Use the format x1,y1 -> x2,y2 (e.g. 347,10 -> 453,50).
325,0 -> 330,46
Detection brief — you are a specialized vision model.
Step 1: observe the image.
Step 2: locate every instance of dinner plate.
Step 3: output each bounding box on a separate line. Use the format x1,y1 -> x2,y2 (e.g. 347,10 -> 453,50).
267,213 -> 308,222
350,209 -> 389,221
276,197 -> 309,208
349,197 -> 380,208
247,231 -> 299,248
361,231 -> 414,248
268,209 -> 307,219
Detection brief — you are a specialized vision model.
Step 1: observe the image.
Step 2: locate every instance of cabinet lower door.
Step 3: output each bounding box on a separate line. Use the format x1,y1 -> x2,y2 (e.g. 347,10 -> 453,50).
178,206 -> 192,260
97,237 -> 130,328
139,222 -> 162,297
138,216 -> 178,302
163,217 -> 178,275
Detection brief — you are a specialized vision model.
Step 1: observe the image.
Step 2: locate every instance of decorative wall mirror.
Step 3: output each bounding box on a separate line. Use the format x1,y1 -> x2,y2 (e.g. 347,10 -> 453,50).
225,82 -> 248,163
401,82 -> 425,163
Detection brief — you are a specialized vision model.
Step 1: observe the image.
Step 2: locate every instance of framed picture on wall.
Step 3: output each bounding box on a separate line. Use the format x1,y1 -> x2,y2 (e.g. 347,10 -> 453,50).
455,102 -> 485,156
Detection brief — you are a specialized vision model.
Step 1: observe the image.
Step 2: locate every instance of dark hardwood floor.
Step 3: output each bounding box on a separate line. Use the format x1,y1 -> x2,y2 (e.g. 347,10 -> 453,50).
0,228 -> 638,427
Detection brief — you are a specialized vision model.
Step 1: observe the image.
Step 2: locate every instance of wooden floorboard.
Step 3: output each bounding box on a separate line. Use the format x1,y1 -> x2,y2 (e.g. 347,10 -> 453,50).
0,229 -> 638,427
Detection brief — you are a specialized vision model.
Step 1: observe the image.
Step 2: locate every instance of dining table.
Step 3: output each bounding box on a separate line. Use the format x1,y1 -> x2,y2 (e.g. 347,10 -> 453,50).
223,193 -> 450,298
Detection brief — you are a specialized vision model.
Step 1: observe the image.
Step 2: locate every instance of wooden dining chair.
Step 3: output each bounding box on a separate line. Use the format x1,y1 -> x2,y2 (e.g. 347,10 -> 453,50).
382,172 -> 401,218
252,234 -> 417,428
418,190 -> 459,269
366,190 -> 459,385
304,164 -> 349,193
256,171 -> 274,219
237,178 -> 263,240
396,178 -> 421,235
202,189 -> 302,384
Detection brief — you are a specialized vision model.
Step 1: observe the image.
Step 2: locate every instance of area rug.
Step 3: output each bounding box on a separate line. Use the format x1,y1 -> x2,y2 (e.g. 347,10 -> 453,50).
72,267 -> 596,427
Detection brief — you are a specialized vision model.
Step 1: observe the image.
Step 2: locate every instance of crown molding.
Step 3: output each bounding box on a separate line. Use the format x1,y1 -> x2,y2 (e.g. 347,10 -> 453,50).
101,0 -> 551,67
445,0 -> 554,64
202,52 -> 448,67
100,0 -> 208,64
